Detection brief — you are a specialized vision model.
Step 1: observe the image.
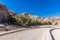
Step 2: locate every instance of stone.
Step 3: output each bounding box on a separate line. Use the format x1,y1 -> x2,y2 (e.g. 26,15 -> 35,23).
0,4 -> 9,23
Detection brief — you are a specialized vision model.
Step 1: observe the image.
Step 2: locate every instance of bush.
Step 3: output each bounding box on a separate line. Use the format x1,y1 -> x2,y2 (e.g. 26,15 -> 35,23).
30,20 -> 42,26
42,22 -> 52,25
7,15 -> 16,24
6,12 -> 52,26
48,22 -> 52,25
15,15 -> 32,26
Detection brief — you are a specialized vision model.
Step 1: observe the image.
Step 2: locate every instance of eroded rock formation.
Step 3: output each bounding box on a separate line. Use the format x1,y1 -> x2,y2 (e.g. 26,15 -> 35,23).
0,4 -> 9,23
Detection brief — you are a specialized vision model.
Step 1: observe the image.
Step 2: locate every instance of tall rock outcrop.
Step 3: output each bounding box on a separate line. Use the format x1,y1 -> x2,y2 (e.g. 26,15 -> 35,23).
0,4 -> 9,23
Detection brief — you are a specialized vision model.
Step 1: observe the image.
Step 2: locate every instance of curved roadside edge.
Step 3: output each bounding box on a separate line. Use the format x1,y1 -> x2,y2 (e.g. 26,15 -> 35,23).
50,29 -> 55,40
0,28 -> 29,36
0,27 -> 41,36
50,28 -> 60,40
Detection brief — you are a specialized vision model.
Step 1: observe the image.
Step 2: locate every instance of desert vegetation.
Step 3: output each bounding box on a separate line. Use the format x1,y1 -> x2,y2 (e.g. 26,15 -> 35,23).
7,13 -> 52,26
0,4 -> 52,27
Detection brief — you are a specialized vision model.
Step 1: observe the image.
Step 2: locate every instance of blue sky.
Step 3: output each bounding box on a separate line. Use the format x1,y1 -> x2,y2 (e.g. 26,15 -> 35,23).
0,0 -> 60,18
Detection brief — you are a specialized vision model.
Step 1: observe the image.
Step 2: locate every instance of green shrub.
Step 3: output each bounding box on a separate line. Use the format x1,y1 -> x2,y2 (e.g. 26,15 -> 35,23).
15,15 -> 32,26
7,15 -> 16,24
30,20 -> 42,26
48,22 -> 52,25
42,22 -> 52,25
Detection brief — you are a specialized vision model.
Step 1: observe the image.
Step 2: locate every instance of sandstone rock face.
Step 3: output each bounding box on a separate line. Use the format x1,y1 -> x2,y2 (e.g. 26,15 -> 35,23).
0,4 -> 9,23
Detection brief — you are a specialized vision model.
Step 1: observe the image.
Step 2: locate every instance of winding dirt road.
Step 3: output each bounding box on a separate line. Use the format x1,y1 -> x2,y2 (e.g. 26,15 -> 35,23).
0,27 -> 60,40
